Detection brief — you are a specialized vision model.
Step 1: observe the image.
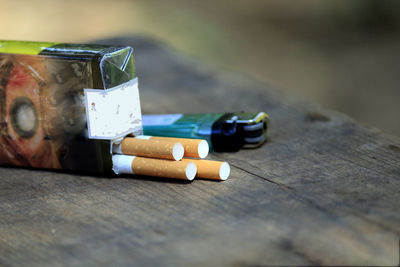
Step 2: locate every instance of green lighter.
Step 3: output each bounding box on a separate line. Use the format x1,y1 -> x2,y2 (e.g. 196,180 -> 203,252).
142,112 -> 269,152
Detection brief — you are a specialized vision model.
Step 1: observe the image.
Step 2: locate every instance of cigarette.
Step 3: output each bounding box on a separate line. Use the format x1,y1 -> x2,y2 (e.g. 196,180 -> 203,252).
182,159 -> 230,181
112,155 -> 197,181
141,136 -> 209,158
112,137 -> 184,161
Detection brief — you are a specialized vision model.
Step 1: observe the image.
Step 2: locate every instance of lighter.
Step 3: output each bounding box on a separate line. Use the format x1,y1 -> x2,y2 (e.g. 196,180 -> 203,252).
142,112 -> 269,152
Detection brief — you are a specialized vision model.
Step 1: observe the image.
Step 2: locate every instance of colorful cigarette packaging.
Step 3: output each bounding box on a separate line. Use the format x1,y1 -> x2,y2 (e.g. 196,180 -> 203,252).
0,40 -> 142,173
0,40 -> 231,182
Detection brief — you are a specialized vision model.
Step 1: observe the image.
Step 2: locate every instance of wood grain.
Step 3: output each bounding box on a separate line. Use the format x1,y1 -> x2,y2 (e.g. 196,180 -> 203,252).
0,36 -> 399,266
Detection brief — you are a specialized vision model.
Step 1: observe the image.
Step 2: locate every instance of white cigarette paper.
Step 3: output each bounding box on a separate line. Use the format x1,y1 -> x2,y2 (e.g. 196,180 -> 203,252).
112,155 -> 197,181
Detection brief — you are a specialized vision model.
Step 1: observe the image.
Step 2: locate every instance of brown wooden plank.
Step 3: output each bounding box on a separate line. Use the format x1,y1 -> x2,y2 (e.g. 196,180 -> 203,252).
0,36 -> 399,266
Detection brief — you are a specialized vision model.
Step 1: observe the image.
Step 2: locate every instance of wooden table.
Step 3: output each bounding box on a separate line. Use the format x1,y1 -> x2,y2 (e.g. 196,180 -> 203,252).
0,37 -> 399,266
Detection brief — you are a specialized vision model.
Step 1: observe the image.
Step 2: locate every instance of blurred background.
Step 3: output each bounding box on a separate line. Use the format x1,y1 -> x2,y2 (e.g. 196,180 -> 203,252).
1,0 -> 399,136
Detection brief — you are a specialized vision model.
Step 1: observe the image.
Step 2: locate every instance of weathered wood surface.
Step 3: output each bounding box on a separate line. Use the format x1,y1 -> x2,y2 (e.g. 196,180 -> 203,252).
0,36 -> 399,266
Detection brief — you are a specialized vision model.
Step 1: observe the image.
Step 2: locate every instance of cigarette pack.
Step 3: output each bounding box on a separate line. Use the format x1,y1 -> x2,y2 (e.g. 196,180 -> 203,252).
0,41 -> 142,173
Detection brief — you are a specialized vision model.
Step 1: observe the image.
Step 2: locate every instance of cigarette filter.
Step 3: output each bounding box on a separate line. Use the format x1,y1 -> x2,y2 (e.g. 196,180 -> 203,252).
112,136 -> 184,161
112,155 -> 197,180
138,135 -> 208,158
142,112 -> 269,152
182,158 -> 230,181
0,40 -> 141,173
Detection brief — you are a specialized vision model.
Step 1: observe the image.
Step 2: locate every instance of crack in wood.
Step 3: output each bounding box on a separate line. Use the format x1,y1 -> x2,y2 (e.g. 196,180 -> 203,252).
230,163 -> 293,190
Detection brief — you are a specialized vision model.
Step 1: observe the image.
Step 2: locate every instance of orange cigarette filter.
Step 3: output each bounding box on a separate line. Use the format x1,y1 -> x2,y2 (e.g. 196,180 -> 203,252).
112,155 -> 197,180
182,159 -> 230,181
146,136 -> 209,158
112,136 -> 184,161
